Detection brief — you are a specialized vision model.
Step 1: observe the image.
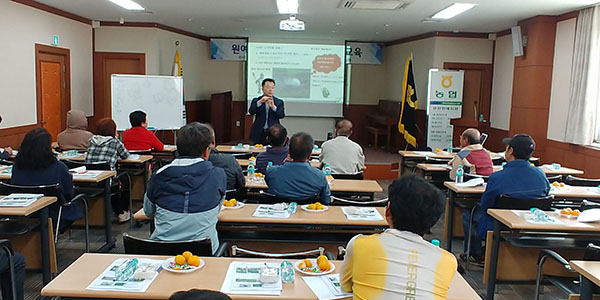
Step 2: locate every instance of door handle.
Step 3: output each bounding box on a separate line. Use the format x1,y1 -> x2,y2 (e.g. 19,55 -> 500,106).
41,121 -> 47,125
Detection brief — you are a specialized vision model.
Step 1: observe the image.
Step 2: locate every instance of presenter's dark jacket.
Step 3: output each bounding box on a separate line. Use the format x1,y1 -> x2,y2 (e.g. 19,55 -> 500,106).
248,95 -> 285,144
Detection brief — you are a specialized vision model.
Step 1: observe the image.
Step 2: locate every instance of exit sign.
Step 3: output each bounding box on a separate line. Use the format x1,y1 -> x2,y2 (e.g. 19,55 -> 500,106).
52,35 -> 59,46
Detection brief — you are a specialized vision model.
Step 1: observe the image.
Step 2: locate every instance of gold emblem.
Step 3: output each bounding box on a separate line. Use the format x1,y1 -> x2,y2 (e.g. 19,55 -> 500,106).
441,75 -> 452,88
406,86 -> 416,108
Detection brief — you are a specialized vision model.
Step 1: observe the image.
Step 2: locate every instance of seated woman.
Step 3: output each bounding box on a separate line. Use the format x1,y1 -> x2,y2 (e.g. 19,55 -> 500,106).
11,128 -> 83,229
86,118 -> 131,223
340,174 -> 457,299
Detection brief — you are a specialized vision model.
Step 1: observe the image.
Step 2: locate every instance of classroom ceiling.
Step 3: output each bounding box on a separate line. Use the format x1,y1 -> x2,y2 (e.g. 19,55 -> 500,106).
34,0 -> 598,42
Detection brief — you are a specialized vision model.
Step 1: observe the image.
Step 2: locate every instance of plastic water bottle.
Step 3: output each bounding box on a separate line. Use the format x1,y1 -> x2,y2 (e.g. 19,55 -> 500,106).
323,163 -> 331,177
447,142 -> 453,153
114,258 -> 138,282
287,202 -> 297,214
455,165 -> 464,184
247,162 -> 255,178
530,208 -> 550,222
431,239 -> 440,247
281,260 -> 295,283
267,161 -> 273,171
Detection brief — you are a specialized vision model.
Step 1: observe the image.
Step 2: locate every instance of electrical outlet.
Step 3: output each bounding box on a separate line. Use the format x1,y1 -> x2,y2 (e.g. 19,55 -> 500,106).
236,121 -> 241,127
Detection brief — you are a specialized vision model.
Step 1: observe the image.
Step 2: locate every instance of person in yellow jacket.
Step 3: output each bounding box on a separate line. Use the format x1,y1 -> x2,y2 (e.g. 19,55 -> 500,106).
341,174 -> 457,300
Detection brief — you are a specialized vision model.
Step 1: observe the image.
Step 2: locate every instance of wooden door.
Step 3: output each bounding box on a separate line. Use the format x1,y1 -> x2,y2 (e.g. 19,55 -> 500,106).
35,45 -> 71,141
92,52 -> 145,131
443,63 -> 493,145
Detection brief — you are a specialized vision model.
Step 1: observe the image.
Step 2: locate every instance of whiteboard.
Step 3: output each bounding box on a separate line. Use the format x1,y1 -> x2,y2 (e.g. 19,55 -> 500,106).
111,75 -> 185,131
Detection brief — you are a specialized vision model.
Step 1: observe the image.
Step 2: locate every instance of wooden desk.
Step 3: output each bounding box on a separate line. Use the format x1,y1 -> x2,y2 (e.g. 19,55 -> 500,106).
0,196 -> 56,285
570,260 -> 600,300
237,159 -> 321,168
486,209 -> 600,300
59,153 -> 153,164
443,181 -> 600,252
217,145 -> 320,156
41,253 -> 480,300
418,163 -> 584,177
245,177 -> 383,199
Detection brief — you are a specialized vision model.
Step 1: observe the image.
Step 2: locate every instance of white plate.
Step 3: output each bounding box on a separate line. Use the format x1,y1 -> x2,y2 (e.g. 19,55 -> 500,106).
161,256 -> 205,273
300,204 -> 329,212
294,259 -> 335,276
222,202 -> 245,210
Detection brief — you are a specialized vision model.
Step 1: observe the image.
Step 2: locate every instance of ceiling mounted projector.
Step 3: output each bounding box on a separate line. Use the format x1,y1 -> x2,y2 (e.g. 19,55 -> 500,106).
280,16 -> 305,31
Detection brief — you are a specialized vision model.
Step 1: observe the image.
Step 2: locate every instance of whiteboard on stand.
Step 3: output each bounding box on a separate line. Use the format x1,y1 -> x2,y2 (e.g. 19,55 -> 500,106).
111,75 -> 185,131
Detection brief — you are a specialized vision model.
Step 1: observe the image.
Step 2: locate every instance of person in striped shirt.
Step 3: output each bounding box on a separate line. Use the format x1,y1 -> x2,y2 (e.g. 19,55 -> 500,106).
341,174 -> 457,300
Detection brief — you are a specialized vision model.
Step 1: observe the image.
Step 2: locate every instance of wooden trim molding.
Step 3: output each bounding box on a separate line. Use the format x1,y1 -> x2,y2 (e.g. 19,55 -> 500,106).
11,0 -> 91,24
385,31 -> 489,46
99,21 -> 210,41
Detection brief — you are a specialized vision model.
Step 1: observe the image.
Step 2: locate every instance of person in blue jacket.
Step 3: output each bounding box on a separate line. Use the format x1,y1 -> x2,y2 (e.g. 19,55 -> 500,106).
248,78 -> 285,145
462,134 -> 550,265
144,122 -> 226,255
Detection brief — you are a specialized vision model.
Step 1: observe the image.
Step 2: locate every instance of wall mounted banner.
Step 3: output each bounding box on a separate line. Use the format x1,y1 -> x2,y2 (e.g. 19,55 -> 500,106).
211,39 -> 247,60
426,69 -> 464,150
346,42 -> 383,64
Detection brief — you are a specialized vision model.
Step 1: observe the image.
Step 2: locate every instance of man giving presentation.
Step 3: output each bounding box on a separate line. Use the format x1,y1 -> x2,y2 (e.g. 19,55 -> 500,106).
249,78 -> 285,144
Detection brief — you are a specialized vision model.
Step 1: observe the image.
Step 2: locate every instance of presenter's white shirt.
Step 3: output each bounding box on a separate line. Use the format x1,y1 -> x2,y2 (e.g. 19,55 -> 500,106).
319,136 -> 365,174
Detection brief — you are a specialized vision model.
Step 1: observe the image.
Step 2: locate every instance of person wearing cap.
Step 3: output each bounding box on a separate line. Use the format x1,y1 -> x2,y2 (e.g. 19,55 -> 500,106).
461,134 -> 550,265
448,128 -> 493,180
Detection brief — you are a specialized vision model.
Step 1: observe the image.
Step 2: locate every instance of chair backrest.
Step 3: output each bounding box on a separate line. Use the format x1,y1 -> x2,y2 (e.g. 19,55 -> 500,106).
546,174 -> 563,183
122,233 -> 213,256
564,175 -> 600,187
330,196 -> 388,207
231,245 -> 324,259
495,194 -> 553,211
0,160 -> 13,166
583,243 -> 600,261
331,173 -> 364,180
62,159 -> 111,171
0,182 -> 65,205
129,149 -> 152,155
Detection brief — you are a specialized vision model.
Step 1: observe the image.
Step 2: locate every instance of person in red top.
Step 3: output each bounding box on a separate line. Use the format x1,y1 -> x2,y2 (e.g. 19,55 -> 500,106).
122,111 -> 164,151
449,128 -> 493,180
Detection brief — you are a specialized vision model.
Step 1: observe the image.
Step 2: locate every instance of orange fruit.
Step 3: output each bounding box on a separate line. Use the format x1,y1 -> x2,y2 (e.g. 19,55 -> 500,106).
188,255 -> 201,267
572,210 -> 580,216
182,251 -> 192,261
308,203 -> 316,210
303,259 -> 313,268
316,203 -> 324,210
298,261 -> 306,269
223,200 -> 234,207
318,259 -> 331,271
174,255 -> 186,265
230,199 -> 237,206
316,255 -> 327,265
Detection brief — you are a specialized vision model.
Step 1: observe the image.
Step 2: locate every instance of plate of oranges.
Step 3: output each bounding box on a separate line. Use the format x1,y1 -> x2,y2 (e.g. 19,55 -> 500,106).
295,255 -> 334,275
222,199 -> 244,209
301,202 -> 328,212
162,251 -> 204,273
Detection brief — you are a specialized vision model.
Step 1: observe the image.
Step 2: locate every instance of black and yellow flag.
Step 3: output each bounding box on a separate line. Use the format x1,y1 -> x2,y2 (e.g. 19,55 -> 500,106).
398,56 -> 418,147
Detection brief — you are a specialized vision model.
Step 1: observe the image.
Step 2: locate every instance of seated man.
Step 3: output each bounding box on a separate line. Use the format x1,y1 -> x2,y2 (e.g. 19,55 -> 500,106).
144,122 -> 226,254
204,123 -> 246,195
449,128 -> 493,180
462,134 -> 550,264
256,124 -> 289,173
122,110 -> 164,151
341,174 -> 457,299
265,132 -> 330,204
0,115 -> 12,160
319,119 -> 365,175
57,109 -> 93,151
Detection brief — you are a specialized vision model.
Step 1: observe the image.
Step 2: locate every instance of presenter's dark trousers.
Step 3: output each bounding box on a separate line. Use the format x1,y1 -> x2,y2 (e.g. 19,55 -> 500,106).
254,129 -> 269,145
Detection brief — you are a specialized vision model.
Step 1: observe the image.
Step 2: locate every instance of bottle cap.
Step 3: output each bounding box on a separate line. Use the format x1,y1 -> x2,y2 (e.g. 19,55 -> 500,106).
431,239 -> 440,247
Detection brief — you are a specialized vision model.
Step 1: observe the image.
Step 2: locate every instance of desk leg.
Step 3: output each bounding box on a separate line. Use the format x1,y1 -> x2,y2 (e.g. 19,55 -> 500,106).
445,191 -> 455,251
581,276 -> 594,300
143,161 -> 149,194
399,157 -> 405,175
486,220 -> 501,300
97,178 -> 115,252
39,207 -> 50,285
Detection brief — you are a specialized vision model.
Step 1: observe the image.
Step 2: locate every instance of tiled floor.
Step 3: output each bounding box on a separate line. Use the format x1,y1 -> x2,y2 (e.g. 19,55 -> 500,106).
24,183 -> 568,300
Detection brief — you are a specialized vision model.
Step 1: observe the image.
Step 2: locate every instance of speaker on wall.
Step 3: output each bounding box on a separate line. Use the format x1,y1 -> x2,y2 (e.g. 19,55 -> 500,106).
511,26 -> 524,57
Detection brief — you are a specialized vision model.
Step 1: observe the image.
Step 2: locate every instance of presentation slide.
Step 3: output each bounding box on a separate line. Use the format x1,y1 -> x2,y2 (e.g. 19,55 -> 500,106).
247,42 -> 345,117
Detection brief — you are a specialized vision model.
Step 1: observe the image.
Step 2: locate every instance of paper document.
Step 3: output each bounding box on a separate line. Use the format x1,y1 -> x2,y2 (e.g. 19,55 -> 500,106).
126,154 -> 141,160
220,262 -> 282,295
303,274 -> 352,300
252,204 -> 291,219
0,166 -> 12,174
0,194 -> 43,207
512,210 -> 563,225
341,207 -> 383,221
72,170 -> 104,179
86,258 -> 162,292
456,178 -> 485,187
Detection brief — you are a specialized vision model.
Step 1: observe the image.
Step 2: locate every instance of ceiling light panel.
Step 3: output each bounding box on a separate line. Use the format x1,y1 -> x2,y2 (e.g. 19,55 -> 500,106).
108,0 -> 145,10
432,3 -> 476,19
277,0 -> 299,14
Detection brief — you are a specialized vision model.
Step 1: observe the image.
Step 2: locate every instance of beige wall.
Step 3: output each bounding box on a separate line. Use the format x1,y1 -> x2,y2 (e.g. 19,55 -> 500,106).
490,35 -> 515,130
348,64 -> 386,105
0,1 -> 92,128
547,18 -> 577,142
432,37 -> 494,67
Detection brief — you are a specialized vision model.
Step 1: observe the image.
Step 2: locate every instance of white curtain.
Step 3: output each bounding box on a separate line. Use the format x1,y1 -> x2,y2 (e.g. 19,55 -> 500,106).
564,5 -> 600,145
